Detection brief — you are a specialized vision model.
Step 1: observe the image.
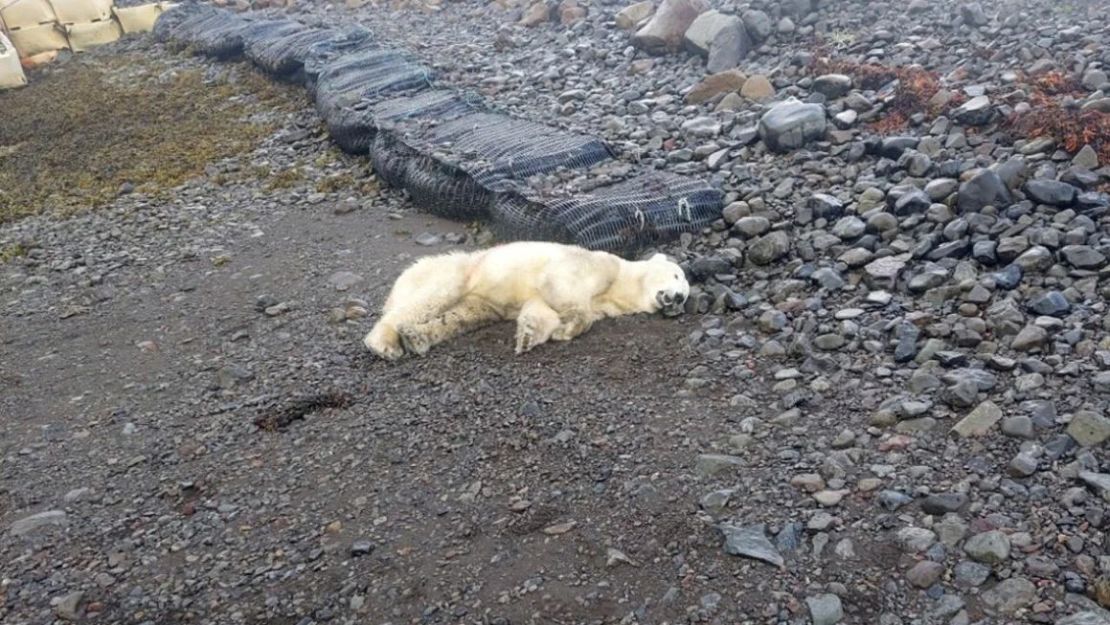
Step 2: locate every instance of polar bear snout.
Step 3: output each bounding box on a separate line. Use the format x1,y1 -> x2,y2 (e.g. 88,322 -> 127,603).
656,289 -> 687,308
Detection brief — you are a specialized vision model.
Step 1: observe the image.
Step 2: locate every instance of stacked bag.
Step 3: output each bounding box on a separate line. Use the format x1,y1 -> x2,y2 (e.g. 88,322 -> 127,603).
0,29 -> 27,87
0,0 -> 170,83
158,2 -> 725,254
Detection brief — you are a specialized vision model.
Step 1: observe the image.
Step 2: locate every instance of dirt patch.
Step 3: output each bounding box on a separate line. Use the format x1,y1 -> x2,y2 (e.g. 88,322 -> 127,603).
0,52 -> 302,223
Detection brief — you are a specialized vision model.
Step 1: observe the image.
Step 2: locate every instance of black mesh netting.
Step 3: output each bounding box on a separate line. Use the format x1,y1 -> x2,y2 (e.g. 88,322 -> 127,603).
196,20 -> 306,60
490,173 -> 724,255
153,2 -> 304,61
152,2 -> 215,44
245,26 -> 338,80
371,112 -> 614,221
151,5 -> 723,253
154,4 -> 227,47
328,89 -> 484,155
302,28 -> 375,94
311,48 -> 435,128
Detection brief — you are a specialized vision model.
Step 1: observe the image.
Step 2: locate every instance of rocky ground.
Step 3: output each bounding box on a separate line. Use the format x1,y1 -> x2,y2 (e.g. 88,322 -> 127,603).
3,0 -> 1110,624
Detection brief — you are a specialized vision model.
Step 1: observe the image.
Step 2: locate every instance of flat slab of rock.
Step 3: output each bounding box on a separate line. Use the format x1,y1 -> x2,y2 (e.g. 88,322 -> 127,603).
1067,411 -> 1110,447
952,401 -> 1002,437
685,69 -> 747,104
10,509 -> 67,536
718,523 -> 784,567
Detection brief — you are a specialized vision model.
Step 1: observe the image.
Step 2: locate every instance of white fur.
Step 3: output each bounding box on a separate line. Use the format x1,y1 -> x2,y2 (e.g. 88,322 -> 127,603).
363,241 -> 689,359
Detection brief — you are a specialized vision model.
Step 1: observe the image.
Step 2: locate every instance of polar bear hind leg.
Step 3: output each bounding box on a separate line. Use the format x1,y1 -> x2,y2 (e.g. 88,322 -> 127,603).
515,299 -> 562,354
364,253 -> 470,360
551,309 -> 603,342
400,297 -> 500,355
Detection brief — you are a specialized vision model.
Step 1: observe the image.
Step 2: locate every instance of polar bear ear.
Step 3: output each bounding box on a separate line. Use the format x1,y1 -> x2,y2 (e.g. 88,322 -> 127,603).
649,253 -> 668,263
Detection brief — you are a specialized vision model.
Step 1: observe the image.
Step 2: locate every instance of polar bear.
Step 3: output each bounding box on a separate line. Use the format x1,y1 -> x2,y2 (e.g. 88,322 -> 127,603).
363,241 -> 689,359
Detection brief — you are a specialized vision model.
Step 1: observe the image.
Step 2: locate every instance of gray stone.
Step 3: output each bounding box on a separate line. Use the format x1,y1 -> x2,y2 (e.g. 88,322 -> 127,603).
831,216 -> 865,239
1073,145 -> 1100,170
748,231 -> 790,265
758,99 -> 827,153
952,401 -> 1002,437
907,560 -> 945,588
1009,452 -> 1039,477
981,577 -> 1037,615
1014,246 -> 1053,273
328,270 -> 364,292
1001,415 -> 1035,439
682,116 -> 721,137
897,527 -> 937,553
958,169 -> 1011,212
1027,291 -> 1071,316
1067,411 -> 1110,447
615,1 -> 654,30
964,529 -> 1010,564
1011,324 -> 1048,351
806,594 -> 844,625
922,493 -> 968,515
54,591 -> 83,621
1025,179 -> 1078,206
1079,472 -> 1110,501
1057,613 -> 1110,625
925,178 -> 958,201
1084,70 -> 1110,91
632,0 -> 711,54
719,524 -> 784,567
740,9 -> 771,42
734,215 -> 771,237
10,510 -> 67,536
960,2 -> 988,26
1061,245 -> 1106,269
706,18 -> 753,73
954,95 -> 992,125
813,74 -> 852,99
683,10 -> 732,56
696,453 -> 744,476
954,560 -> 992,587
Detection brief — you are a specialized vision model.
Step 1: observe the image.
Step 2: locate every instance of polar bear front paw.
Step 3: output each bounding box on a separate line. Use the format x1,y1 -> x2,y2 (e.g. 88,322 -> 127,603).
515,319 -> 538,354
364,330 -> 404,361
399,328 -> 431,357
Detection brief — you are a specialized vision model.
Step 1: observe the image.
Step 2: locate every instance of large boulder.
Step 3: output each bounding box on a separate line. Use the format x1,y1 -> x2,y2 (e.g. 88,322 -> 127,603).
631,0 -> 709,54
615,1 -> 653,31
740,9 -> 771,43
705,17 -> 752,72
758,99 -> 827,152
683,10 -> 731,56
958,169 -> 1012,212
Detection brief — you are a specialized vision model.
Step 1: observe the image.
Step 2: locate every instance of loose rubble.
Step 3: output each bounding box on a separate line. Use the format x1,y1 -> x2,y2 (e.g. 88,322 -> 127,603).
3,0 -> 1110,623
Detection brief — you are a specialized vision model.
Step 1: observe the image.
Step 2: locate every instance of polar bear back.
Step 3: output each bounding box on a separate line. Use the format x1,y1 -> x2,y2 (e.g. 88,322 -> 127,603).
465,242 -> 621,314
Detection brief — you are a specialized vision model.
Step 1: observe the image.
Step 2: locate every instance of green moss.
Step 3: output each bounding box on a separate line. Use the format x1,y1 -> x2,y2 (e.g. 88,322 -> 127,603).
265,167 -> 304,190
0,53 -> 302,223
0,243 -> 27,263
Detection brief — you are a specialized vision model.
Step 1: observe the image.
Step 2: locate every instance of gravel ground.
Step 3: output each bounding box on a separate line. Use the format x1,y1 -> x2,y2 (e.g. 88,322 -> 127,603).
4,0 -> 1110,624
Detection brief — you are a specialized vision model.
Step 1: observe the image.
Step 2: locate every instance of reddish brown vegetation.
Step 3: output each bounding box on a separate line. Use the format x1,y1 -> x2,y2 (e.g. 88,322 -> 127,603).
1005,103 -> 1110,165
810,58 -> 954,134
1024,71 -> 1085,97
1003,71 -> 1110,166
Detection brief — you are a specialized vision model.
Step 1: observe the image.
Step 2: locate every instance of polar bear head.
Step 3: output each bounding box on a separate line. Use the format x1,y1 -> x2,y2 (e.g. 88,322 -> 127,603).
638,253 -> 689,314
